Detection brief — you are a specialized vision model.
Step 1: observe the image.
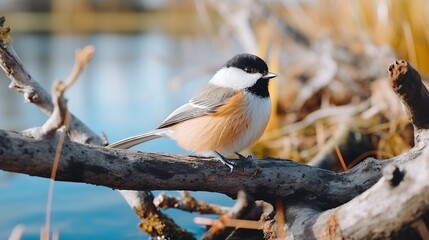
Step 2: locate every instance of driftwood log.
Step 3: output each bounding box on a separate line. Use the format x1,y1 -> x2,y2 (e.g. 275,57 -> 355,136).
1,16 -> 429,239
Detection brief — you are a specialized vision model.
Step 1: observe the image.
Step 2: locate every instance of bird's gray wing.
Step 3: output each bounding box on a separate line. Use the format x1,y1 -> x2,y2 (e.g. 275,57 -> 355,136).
157,84 -> 237,129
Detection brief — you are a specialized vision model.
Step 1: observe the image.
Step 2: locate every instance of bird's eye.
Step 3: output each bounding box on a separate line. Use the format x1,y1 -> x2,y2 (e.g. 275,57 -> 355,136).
244,67 -> 256,73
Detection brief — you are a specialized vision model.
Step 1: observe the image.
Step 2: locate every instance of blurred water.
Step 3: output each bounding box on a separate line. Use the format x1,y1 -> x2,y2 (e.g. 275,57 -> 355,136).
0,34 -> 235,239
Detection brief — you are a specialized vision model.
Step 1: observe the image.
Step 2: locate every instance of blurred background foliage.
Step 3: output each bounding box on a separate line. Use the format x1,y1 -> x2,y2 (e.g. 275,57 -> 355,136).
2,0 -> 428,74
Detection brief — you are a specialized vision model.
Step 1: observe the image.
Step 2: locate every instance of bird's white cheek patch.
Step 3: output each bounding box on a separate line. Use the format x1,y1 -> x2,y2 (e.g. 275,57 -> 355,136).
209,67 -> 262,90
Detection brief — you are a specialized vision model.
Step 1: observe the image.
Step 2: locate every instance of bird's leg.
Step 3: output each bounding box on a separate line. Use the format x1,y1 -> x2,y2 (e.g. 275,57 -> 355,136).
214,151 -> 237,173
235,152 -> 254,168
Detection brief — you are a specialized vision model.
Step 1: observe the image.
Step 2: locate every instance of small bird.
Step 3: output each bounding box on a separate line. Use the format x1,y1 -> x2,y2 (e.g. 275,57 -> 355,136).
108,53 -> 277,171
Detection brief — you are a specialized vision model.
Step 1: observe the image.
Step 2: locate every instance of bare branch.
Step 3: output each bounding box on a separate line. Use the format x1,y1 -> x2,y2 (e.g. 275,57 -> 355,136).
309,146 -> 429,239
61,46 -> 95,90
154,191 -> 230,215
7,224 -> 25,240
200,191 -> 270,240
119,190 -> 195,240
23,46 -> 94,139
0,17 -> 102,145
388,60 -> 429,130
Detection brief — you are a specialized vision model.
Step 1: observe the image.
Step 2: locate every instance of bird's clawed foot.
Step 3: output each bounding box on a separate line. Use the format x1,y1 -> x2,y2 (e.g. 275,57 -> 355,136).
235,152 -> 254,169
235,152 -> 253,161
215,151 -> 237,173
214,151 -> 254,173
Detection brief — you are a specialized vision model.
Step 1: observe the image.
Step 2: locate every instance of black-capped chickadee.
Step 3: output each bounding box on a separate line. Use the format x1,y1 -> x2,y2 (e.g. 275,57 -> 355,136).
108,53 -> 277,171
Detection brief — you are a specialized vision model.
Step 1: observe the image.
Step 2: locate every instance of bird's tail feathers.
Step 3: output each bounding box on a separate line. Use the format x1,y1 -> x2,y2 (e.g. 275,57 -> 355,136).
107,129 -> 169,149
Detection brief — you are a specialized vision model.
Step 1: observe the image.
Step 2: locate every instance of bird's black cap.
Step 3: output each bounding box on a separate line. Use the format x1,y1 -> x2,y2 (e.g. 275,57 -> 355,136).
225,53 -> 269,75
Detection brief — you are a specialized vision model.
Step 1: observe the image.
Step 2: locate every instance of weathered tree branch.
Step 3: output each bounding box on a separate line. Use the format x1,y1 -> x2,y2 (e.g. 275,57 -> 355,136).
154,191 -> 231,215
200,190 -> 271,240
120,190 -> 195,240
309,147 -> 429,239
0,128 -> 422,206
388,59 -> 429,129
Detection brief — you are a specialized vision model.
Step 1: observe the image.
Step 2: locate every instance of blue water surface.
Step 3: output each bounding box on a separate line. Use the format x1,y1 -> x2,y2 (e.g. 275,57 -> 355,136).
0,33 -> 235,239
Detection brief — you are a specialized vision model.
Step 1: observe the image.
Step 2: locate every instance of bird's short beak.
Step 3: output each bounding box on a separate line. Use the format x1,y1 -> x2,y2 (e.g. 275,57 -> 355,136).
263,72 -> 277,79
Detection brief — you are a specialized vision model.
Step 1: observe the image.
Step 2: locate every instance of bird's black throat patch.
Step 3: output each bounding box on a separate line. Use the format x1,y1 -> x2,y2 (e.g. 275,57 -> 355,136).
246,77 -> 270,98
